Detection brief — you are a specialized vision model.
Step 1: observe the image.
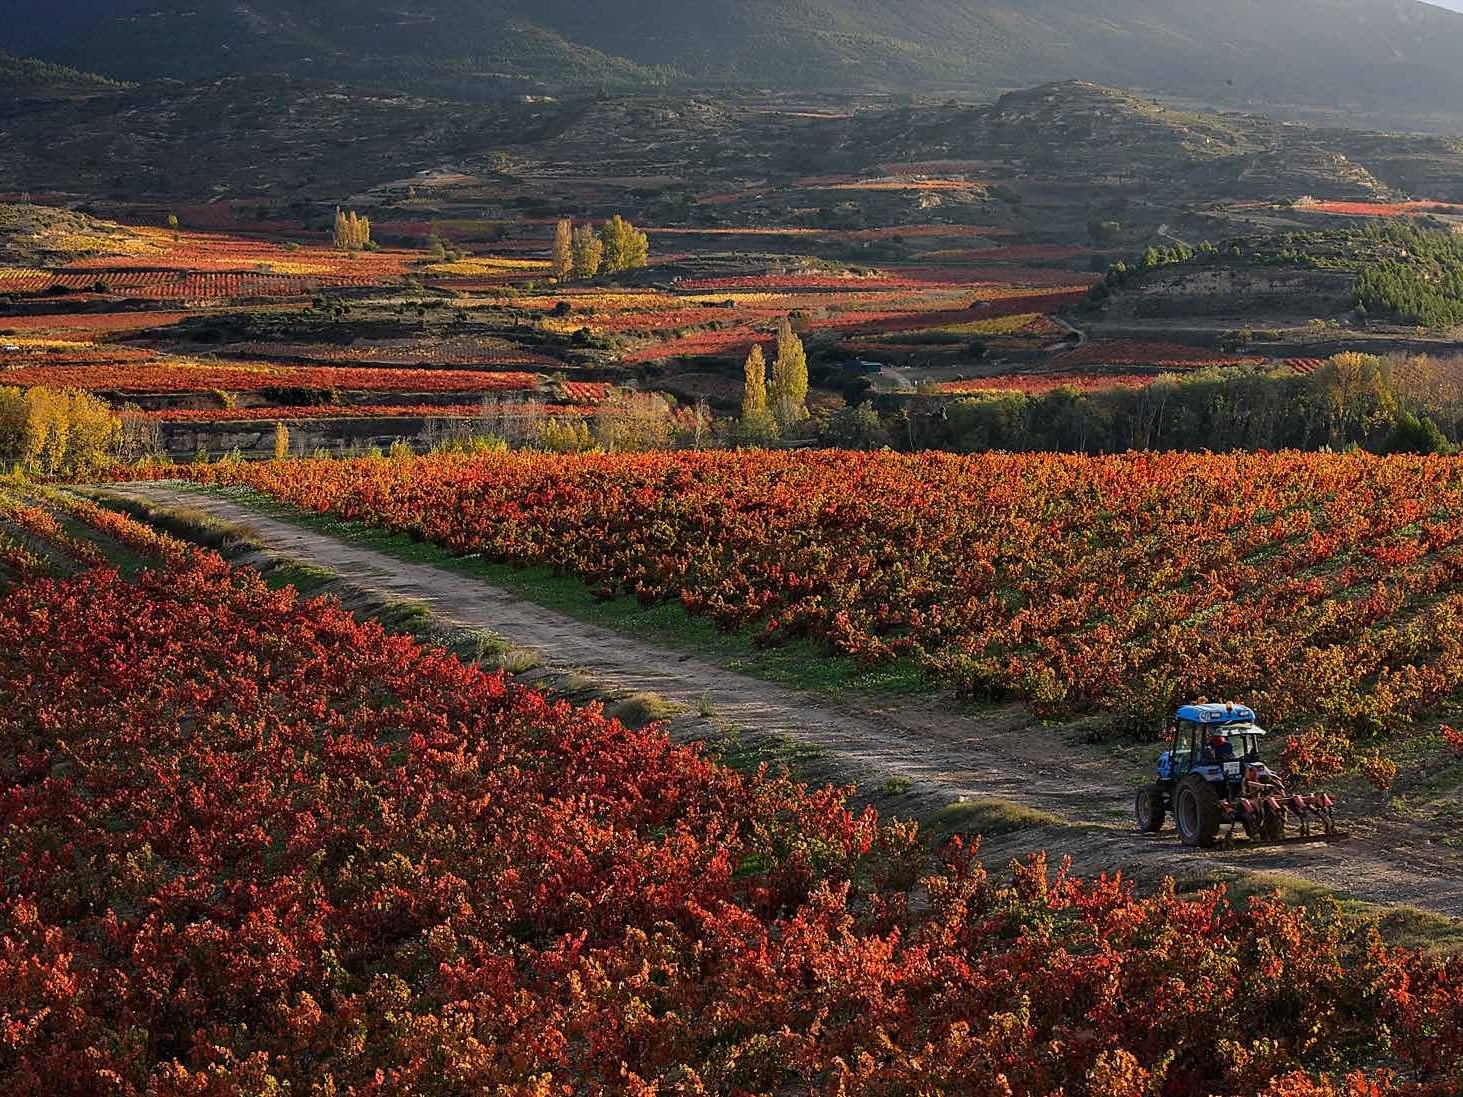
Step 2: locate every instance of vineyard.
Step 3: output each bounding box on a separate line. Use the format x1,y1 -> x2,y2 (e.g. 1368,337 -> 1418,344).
2,351 -> 543,396
132,401 -> 594,423
1050,341 -> 1268,371
932,372 -> 1164,395
0,310 -> 197,335
10,58 -> 1463,1092
155,449 -> 1463,777
0,269 -> 388,300
1297,200 -> 1463,218
0,482 -> 1460,1094
223,337 -> 561,370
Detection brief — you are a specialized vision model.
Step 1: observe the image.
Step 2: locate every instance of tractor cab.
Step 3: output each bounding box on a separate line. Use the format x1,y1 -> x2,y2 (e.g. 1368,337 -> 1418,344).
1137,702 -> 1337,847
1158,703 -> 1265,785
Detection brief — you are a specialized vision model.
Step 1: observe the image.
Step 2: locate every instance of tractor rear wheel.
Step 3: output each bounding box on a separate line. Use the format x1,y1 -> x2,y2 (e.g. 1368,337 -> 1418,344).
1135,785 -> 1166,833
1175,776 -> 1221,848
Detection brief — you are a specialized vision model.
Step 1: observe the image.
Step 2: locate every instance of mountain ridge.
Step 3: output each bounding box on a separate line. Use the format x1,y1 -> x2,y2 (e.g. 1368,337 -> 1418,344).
9,0 -> 1463,123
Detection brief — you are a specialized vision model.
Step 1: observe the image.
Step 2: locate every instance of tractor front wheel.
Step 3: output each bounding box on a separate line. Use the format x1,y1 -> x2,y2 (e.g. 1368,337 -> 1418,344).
1175,776 -> 1221,848
1135,785 -> 1166,833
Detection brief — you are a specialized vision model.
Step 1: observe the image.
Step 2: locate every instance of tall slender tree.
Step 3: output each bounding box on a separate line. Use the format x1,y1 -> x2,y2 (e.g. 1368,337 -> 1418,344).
740,344 -> 777,443
551,218 -> 574,281
333,208 -> 371,251
770,316 -> 809,426
571,225 -> 604,280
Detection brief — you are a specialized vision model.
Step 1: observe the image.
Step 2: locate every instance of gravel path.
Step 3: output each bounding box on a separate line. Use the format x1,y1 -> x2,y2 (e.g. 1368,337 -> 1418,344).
103,482 -> 1463,919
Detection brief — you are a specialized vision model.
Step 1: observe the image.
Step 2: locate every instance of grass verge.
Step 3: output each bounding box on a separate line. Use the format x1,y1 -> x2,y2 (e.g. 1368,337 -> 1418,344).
135,482 -> 932,699
929,797 -> 1068,840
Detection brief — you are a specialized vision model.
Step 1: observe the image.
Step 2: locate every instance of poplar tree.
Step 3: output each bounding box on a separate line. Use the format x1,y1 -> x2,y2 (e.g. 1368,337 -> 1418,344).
571,225 -> 604,280
333,208 -> 372,251
551,218 -> 574,280
770,316 -> 809,426
599,214 -> 650,274
740,344 -> 777,443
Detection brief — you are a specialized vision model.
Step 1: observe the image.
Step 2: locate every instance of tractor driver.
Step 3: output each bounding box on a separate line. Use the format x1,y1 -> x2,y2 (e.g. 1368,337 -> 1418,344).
1208,734 -> 1236,763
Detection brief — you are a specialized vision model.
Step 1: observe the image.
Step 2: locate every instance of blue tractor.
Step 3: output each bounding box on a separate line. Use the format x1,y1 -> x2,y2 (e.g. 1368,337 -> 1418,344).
1135,702 -> 1337,847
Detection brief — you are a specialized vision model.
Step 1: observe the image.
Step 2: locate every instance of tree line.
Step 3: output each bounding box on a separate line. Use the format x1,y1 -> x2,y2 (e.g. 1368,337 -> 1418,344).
739,318 -> 809,442
551,215 -> 649,282
332,208 -> 373,252
846,354 -> 1463,456
1088,219 -> 1463,330
1350,220 -> 1463,328
0,387 -> 119,476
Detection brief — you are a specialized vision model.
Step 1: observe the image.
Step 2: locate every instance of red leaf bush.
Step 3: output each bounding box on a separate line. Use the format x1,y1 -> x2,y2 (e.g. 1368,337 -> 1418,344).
1442,724 -> 1463,758
158,449 -> 1463,746
3,559 -> 1462,1092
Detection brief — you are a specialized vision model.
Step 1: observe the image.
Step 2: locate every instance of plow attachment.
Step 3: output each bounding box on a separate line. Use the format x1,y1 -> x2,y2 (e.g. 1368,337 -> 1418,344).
1220,791 -> 1341,845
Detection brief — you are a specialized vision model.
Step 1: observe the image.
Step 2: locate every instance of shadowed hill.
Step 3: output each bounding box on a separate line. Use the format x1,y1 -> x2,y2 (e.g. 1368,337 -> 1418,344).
10,0 -> 1463,121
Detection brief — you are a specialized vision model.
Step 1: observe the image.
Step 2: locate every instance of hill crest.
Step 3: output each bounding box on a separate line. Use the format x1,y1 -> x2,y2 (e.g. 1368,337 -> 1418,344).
10,0 -> 1463,124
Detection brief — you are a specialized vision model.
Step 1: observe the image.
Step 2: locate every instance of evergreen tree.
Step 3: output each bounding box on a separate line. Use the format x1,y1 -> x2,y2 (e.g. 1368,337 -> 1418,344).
740,345 -> 777,443
551,218 -> 574,281
770,316 -> 810,426
599,215 -> 650,275
1381,412 -> 1450,455
571,225 -> 604,280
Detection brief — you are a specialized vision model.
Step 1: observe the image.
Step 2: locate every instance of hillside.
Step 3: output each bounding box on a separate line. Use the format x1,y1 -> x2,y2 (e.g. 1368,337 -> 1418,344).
0,50 -> 122,93
12,0 -> 1463,121
0,204 -> 165,264
8,77 -> 1463,220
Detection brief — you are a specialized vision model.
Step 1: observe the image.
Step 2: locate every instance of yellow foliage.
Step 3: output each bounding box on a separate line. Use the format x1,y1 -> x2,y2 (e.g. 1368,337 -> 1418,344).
0,386 -> 121,477
247,260 -> 347,276
424,257 -> 551,277
593,392 -> 676,452
940,313 -> 1043,336
524,292 -> 680,310
333,208 -> 372,252
685,292 -> 780,305
536,417 -> 596,453
2,337 -> 92,351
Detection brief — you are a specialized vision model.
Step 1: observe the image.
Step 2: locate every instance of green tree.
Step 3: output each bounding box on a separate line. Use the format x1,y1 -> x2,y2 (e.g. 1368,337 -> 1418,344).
821,402 -> 889,450
770,316 -> 809,427
571,225 -> 604,280
1381,411 -> 1451,454
739,345 -> 778,443
599,215 -> 650,275
551,218 -> 574,281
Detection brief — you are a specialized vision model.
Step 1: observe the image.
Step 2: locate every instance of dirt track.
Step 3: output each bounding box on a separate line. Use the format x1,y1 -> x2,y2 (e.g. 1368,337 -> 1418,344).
105,482 -> 1463,919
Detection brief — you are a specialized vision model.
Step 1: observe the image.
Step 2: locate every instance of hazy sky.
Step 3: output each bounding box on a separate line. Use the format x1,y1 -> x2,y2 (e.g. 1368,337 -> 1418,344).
1426,0 -> 1463,11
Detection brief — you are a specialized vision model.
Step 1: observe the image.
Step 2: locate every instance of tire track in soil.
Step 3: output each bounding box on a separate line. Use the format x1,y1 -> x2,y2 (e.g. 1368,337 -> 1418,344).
104,482 -> 1463,919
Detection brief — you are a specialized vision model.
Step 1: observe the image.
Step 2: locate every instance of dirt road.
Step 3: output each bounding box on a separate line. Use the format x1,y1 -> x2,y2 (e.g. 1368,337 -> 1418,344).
103,482 -> 1463,919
